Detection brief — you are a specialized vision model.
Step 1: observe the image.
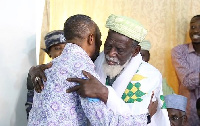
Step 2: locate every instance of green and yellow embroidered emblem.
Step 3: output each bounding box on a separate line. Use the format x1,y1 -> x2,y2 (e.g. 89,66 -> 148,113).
121,82 -> 146,103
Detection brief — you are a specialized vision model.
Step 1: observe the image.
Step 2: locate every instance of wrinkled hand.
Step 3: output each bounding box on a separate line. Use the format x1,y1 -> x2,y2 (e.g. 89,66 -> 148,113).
148,92 -> 158,118
29,62 -> 52,93
66,70 -> 108,103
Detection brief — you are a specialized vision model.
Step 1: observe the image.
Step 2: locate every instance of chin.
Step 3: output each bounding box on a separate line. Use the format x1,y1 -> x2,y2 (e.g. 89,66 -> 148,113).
103,61 -> 124,79
102,59 -> 130,79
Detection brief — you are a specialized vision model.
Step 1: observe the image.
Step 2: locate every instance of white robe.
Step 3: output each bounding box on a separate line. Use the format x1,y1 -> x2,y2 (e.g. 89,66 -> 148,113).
95,52 -> 170,126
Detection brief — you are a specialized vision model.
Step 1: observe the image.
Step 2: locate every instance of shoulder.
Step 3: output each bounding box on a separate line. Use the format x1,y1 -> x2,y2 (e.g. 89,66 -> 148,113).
139,61 -> 162,78
171,44 -> 189,54
50,43 -> 96,77
134,62 -> 162,88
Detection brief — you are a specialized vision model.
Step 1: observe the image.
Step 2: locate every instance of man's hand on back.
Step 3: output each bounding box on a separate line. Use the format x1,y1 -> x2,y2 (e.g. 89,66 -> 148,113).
66,70 -> 108,103
29,62 -> 52,93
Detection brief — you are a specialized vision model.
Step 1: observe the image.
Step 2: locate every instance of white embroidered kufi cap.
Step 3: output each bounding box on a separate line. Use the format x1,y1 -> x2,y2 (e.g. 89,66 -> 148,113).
165,94 -> 187,112
106,14 -> 147,42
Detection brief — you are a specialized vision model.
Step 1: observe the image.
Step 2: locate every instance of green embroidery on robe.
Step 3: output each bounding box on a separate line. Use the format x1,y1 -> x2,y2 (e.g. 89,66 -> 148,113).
160,95 -> 167,109
121,82 -> 146,103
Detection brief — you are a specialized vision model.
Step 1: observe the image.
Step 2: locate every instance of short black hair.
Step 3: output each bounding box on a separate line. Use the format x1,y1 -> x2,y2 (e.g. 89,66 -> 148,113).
191,15 -> 200,20
132,40 -> 139,47
64,14 -> 96,40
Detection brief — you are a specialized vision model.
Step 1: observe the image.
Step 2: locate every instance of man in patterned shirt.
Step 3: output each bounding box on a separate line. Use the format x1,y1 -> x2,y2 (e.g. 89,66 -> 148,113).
171,15 -> 200,126
28,14 -> 103,125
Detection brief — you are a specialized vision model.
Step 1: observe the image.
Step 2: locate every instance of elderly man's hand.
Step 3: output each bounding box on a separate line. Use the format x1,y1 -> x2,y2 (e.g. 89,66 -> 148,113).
29,63 -> 52,93
148,92 -> 158,118
66,70 -> 108,103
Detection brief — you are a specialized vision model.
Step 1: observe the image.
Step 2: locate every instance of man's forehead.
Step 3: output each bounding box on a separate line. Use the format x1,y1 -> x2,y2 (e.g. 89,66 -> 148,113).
108,30 -> 131,42
168,108 -> 181,113
190,17 -> 200,24
168,108 -> 186,116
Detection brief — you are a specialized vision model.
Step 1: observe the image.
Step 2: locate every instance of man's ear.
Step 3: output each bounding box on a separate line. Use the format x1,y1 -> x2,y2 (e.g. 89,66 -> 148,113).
48,54 -> 52,58
47,51 -> 52,58
87,34 -> 95,45
132,45 -> 141,57
183,115 -> 187,123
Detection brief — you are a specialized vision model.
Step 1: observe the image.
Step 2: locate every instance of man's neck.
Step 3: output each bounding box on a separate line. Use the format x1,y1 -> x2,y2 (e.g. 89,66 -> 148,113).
192,42 -> 200,54
67,38 -> 86,47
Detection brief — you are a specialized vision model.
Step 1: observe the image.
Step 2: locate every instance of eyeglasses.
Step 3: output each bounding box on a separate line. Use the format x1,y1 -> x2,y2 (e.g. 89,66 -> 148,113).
169,115 -> 186,121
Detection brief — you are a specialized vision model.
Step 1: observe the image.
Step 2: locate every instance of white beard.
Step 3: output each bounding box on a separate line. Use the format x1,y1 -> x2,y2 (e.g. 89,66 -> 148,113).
102,55 -> 131,79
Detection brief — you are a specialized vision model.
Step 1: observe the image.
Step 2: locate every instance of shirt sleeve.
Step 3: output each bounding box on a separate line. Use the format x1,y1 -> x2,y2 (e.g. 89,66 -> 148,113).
80,97 -> 147,126
26,74 -> 34,119
171,46 -> 200,90
106,86 -> 133,115
27,73 -> 34,90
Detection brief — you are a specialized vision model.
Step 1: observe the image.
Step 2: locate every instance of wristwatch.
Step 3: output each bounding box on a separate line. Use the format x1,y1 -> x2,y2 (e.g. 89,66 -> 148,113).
147,112 -> 151,124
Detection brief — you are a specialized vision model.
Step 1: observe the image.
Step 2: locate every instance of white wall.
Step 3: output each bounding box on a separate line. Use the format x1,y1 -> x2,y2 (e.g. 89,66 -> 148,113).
0,0 -> 36,125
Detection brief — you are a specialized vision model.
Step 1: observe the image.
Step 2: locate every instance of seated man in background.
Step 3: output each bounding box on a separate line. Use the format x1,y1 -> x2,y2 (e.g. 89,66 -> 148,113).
25,30 -> 66,119
171,15 -> 200,126
165,94 -> 187,126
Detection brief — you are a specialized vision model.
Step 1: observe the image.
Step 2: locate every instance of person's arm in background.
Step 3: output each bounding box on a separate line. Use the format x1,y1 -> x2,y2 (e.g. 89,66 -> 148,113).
26,63 -> 52,119
25,74 -> 34,119
171,46 -> 200,90
28,63 -> 52,92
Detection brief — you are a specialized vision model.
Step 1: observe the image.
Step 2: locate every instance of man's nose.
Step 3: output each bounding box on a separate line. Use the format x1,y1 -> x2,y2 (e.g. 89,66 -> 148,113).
194,27 -> 200,33
108,47 -> 117,57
